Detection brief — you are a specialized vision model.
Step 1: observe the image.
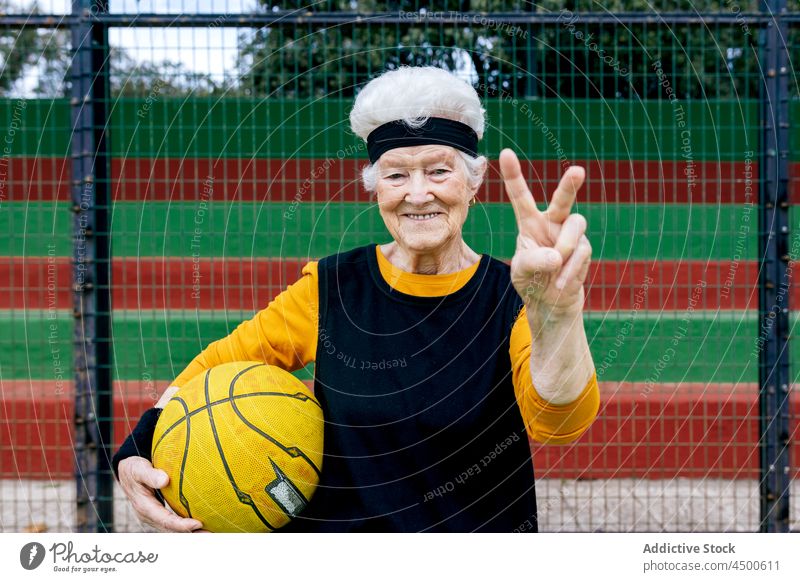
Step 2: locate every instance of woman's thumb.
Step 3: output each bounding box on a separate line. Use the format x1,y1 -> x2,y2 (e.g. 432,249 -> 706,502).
139,465 -> 169,489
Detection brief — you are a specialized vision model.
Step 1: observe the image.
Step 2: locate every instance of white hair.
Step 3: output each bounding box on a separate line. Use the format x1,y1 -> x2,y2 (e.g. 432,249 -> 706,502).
349,66 -> 488,194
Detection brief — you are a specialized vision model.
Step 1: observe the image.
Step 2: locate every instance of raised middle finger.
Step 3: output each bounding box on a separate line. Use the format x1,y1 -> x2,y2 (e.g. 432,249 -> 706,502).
545,166 -> 585,224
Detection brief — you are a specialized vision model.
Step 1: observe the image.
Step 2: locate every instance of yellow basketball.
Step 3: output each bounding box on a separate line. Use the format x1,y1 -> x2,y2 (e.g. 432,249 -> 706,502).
151,361 -> 324,532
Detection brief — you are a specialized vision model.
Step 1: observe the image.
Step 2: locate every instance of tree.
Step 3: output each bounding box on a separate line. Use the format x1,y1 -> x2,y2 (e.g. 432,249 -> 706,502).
236,1 -> 525,99
111,48 -> 225,97
533,0 -> 763,100
0,1 -> 69,96
3,1 -> 797,100
0,1 -> 225,98
235,0 -> 788,101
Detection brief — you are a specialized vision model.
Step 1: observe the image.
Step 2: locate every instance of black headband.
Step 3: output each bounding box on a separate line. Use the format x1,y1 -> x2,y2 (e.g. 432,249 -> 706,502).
366,117 -> 479,163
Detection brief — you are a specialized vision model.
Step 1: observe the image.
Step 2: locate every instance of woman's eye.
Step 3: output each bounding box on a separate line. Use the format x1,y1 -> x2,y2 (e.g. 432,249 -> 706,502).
385,169 -> 447,179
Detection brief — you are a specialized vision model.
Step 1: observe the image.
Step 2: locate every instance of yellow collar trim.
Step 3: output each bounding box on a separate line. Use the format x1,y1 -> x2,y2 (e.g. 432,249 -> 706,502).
375,245 -> 482,297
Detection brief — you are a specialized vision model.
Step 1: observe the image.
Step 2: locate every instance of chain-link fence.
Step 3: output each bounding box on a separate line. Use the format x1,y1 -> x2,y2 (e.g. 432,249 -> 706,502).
0,0 -> 797,532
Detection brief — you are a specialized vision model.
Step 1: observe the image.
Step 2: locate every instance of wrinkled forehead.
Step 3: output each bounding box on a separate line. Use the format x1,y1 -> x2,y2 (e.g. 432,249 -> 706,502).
379,145 -> 459,168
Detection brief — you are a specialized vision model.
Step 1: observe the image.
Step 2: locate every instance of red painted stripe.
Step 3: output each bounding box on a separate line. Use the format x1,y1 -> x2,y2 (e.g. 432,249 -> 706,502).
2,381 -> 797,480
3,157 -> 793,204
2,257 -> 780,311
531,382 -> 792,480
0,157 -> 71,201
0,257 -> 307,311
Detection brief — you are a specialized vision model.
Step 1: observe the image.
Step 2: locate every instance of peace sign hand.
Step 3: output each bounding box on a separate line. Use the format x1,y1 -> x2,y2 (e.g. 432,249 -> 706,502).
500,149 -> 592,314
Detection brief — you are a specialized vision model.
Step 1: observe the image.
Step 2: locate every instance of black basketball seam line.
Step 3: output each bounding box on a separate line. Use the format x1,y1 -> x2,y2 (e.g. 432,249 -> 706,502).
152,390 -> 321,451
228,374 -> 323,479
150,396 -> 191,459
210,365 -> 280,532
174,396 -> 193,519
205,366 -> 277,532
151,396 -> 194,519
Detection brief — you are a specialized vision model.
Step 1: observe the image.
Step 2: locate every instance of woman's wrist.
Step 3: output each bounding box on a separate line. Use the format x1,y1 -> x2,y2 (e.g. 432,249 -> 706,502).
525,297 -> 594,405
111,384 -> 178,480
525,294 -> 583,326
111,407 -> 163,480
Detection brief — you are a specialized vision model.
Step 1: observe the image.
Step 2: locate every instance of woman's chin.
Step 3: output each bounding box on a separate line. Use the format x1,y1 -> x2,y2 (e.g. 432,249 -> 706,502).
397,232 -> 449,253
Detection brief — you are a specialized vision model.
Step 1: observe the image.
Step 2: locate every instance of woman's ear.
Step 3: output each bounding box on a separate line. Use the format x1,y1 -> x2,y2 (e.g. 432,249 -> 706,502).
471,156 -> 488,196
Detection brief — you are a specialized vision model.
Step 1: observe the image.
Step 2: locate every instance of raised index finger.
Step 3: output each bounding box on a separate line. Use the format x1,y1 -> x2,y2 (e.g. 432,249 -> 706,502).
499,148 -> 540,226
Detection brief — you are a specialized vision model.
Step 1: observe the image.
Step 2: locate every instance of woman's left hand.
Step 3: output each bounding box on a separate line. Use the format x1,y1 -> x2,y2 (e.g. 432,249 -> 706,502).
499,148 -> 592,313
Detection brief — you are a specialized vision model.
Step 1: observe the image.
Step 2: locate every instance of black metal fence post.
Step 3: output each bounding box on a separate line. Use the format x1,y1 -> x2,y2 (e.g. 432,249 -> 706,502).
70,0 -> 114,532
758,0 -> 792,533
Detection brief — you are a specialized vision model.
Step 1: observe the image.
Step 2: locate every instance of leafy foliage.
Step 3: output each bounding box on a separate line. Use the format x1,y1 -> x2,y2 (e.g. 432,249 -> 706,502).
2,1 -> 798,99
0,2 -> 68,96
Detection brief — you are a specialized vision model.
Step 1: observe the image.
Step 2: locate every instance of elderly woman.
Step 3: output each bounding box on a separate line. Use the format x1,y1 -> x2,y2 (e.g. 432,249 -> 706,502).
114,65 -> 599,533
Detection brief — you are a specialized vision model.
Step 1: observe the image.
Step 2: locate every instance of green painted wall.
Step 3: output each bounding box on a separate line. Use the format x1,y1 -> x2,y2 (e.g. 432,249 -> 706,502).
5,202 -> 788,261
4,312 -> 797,383
0,98 -> 783,160
3,97 -> 798,385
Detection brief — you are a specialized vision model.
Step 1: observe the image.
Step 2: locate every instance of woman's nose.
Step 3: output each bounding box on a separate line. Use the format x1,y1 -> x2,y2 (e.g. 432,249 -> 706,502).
404,172 -> 434,204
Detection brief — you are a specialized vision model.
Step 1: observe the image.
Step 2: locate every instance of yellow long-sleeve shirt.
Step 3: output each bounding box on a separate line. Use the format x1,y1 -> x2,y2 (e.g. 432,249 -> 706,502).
173,245 -> 599,444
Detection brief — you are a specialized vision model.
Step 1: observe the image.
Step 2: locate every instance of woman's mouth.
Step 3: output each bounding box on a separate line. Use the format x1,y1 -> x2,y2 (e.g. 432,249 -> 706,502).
403,212 -> 442,221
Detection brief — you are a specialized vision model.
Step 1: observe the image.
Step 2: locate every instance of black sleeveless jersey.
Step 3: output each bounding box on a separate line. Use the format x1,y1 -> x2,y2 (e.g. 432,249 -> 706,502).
282,244 -> 538,532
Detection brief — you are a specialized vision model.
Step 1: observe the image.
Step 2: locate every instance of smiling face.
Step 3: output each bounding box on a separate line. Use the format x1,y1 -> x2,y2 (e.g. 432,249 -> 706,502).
375,144 -> 476,254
